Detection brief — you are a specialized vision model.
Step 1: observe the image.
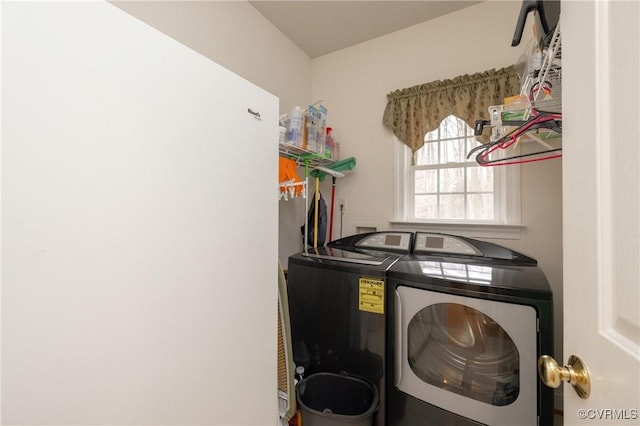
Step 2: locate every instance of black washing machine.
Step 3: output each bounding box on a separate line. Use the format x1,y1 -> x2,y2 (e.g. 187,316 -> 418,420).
386,232 -> 553,426
287,231 -> 414,426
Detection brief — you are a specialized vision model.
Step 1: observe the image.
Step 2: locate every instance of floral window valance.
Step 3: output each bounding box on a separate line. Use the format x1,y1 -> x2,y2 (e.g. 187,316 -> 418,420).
382,65 -> 521,153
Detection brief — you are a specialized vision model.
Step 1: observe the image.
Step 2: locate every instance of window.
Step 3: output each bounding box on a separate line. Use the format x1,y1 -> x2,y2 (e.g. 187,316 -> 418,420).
393,115 -> 521,236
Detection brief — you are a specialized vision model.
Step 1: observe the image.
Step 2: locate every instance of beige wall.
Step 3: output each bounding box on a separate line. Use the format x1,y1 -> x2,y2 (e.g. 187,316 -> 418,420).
115,0 -> 564,404
111,1 -> 311,115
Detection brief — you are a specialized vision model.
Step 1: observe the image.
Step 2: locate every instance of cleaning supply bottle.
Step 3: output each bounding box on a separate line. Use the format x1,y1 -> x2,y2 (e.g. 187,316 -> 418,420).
325,127 -> 334,159
286,106 -> 303,147
305,107 -> 317,152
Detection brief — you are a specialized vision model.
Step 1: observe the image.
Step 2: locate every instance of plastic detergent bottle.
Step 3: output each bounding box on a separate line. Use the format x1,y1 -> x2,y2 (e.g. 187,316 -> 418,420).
325,127 -> 334,159
286,106 -> 303,147
305,109 -> 317,152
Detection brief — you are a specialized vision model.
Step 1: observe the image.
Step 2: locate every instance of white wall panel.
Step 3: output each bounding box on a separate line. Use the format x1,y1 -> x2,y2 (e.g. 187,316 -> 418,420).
2,2 -> 278,424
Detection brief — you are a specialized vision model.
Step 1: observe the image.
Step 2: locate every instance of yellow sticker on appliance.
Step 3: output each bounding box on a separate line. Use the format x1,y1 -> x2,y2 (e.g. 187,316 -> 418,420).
359,277 -> 384,314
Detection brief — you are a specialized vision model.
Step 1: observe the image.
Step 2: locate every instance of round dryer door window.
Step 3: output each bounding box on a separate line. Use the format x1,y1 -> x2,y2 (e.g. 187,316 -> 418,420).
407,303 -> 520,406
394,286 -> 538,426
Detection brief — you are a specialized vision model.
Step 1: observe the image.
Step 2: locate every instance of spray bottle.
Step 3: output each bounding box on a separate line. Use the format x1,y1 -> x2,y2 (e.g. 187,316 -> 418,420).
286,106 -> 303,147
325,127 -> 335,159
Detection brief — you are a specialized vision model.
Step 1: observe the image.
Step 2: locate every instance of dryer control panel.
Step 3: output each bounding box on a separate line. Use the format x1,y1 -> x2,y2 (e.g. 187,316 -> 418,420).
412,232 -> 537,265
414,233 -> 482,256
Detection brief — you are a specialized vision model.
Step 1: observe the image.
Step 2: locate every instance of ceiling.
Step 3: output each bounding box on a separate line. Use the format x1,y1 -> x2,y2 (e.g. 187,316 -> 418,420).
249,1 -> 483,58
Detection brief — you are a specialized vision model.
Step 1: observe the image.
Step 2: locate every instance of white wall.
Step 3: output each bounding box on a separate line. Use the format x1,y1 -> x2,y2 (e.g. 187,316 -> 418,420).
310,0 -> 564,394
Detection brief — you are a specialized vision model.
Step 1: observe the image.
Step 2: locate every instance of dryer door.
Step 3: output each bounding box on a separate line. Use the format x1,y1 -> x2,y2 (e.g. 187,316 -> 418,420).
394,285 -> 538,426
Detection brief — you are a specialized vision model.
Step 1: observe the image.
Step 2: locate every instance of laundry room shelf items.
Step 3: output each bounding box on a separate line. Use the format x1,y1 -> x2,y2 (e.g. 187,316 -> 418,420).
279,180 -> 306,201
278,142 -> 335,203
279,142 -> 336,170
470,19 -> 562,166
279,142 -> 336,250
278,141 -> 357,250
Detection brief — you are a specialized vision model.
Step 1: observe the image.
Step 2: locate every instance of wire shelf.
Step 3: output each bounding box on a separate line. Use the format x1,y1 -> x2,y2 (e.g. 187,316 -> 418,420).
469,20 -> 562,166
279,143 -> 335,169
522,20 -> 562,112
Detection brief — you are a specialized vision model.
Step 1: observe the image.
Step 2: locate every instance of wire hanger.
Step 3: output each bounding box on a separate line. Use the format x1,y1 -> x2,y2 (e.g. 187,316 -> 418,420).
468,112 -> 562,166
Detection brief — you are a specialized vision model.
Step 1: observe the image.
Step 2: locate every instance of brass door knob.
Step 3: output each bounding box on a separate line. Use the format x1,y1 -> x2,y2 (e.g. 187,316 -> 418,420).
538,354 -> 591,399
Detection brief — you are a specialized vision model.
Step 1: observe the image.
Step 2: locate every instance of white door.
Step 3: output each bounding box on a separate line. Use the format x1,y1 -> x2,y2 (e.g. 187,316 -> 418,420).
560,0 -> 640,424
